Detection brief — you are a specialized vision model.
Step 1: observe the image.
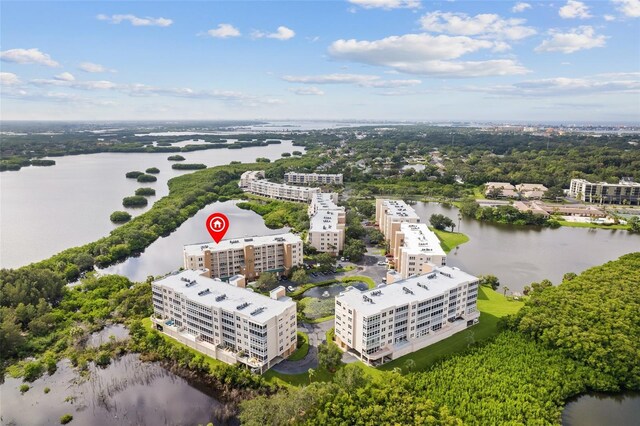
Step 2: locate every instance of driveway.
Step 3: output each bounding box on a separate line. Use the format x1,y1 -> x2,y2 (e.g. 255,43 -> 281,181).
271,320 -> 334,374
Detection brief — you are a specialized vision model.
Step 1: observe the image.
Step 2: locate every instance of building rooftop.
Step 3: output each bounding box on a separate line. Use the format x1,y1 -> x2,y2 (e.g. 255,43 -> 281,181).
399,223 -> 446,256
310,193 -> 342,211
310,209 -> 341,232
285,172 -> 343,177
249,179 -> 320,193
154,269 -> 294,323
337,266 -> 478,316
381,199 -> 420,219
485,182 -> 515,190
184,232 -> 301,256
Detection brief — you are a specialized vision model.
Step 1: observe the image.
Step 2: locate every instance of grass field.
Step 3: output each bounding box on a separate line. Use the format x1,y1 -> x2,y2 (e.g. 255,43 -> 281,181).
432,228 -> 470,252
557,220 -> 629,230
288,332 -> 309,361
379,286 -> 523,372
342,275 -> 376,289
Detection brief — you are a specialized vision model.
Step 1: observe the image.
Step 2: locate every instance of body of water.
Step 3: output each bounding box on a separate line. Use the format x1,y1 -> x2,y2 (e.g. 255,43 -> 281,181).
562,392 -> 640,426
0,140 -> 300,268
302,282 -> 368,298
0,354 -> 234,426
412,202 -> 640,292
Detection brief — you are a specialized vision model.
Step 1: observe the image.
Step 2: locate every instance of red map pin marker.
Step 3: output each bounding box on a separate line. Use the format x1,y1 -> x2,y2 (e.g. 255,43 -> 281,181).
206,212 -> 229,243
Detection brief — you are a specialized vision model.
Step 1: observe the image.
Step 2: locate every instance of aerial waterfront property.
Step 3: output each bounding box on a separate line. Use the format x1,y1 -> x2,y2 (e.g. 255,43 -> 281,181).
334,265 -> 479,366
239,170 -> 320,202
284,172 -> 343,186
391,222 -> 447,279
375,199 -> 421,251
151,269 -> 297,373
307,193 -> 346,254
183,233 -> 303,280
569,178 -> 640,205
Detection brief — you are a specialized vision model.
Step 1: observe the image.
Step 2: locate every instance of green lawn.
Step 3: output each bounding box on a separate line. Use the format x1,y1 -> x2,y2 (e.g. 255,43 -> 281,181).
288,332 -> 309,361
556,220 -> 629,230
431,228 -> 470,252
378,286 -> 523,372
473,186 -> 487,200
342,275 -> 376,289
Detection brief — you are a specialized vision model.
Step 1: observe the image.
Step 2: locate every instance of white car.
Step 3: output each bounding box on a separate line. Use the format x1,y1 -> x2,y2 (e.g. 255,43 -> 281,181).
287,286 -> 295,292
377,261 -> 387,266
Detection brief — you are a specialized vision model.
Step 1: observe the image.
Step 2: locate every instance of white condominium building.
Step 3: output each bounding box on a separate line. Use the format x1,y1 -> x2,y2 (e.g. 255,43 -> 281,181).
569,178 -> 640,205
239,170 -> 320,202
334,266 -> 480,366
151,269 -> 297,373
392,223 -> 446,279
285,172 -> 343,186
307,193 -> 346,254
183,233 -> 303,280
239,170 -> 265,188
375,199 -> 421,250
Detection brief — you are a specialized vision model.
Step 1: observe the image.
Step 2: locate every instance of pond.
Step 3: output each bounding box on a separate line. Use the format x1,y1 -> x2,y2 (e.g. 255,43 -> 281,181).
87,324 -> 130,349
562,392 -> 640,426
302,282 -> 368,298
0,354 -> 236,426
412,202 -> 640,292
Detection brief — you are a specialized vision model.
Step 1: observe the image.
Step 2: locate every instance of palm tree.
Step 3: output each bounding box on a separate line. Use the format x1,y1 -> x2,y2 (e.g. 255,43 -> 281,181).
503,286 -> 510,297
307,368 -> 316,383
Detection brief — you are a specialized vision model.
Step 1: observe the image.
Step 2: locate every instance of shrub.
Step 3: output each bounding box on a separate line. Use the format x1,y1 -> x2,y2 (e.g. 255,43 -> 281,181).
137,174 -> 157,182
122,196 -> 148,207
171,163 -> 207,170
19,384 -> 30,394
60,414 -> 73,424
135,187 -> 156,196
125,171 -> 144,179
23,361 -> 44,382
167,155 -> 185,161
145,167 -> 160,174
44,387 -> 51,394
110,211 -> 132,223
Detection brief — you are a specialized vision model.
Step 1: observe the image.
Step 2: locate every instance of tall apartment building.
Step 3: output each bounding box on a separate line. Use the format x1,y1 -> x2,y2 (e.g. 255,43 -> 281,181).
307,193 -> 346,254
392,223 -> 446,279
375,199 -> 421,251
239,170 -> 320,202
183,233 -> 303,280
284,172 -> 344,186
334,266 -> 479,366
569,178 -> 640,205
151,269 -> 297,373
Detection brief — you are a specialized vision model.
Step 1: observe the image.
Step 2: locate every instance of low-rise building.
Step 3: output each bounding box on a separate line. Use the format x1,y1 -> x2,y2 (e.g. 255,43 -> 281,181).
151,269 -> 297,373
513,200 -> 606,218
516,183 -> 548,199
284,172 -> 343,186
307,193 -> 345,254
183,233 -> 303,280
239,170 -> 320,202
569,178 -> 640,205
334,266 -> 480,366
375,199 -> 421,250
485,182 -> 518,198
392,223 -> 447,279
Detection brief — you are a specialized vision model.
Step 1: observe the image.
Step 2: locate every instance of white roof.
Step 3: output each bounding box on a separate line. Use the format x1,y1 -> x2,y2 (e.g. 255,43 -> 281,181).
311,193 -> 342,211
154,269 -> 294,323
381,199 -> 419,219
399,222 -> 446,257
184,232 -> 301,256
337,266 -> 477,316
249,179 -> 320,193
310,210 -> 341,232
285,172 -> 342,177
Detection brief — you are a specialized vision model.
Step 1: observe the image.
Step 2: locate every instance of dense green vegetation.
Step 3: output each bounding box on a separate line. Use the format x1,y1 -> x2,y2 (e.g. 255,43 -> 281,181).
122,196 -> 148,207
30,159 -> 56,167
167,155 -> 185,161
135,187 -> 156,196
237,198 -> 309,232
136,173 -> 157,182
109,211 -> 132,223
125,171 -> 144,179
171,163 -> 207,170
145,167 -> 160,174
0,158 -> 55,171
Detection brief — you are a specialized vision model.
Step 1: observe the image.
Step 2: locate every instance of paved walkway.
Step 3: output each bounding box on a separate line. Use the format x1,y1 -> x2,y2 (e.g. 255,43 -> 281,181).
271,320 -> 334,374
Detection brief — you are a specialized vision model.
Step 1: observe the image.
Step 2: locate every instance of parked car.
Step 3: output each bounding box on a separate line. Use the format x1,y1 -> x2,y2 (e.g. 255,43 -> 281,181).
340,257 -> 345,262
287,286 -> 295,292
377,261 -> 387,266
311,272 -> 318,277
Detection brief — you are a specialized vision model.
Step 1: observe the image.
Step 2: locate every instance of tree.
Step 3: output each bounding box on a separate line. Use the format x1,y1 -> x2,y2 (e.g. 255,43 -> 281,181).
343,239 -> 366,262
367,228 -> 385,246
308,368 -> 316,383
404,358 -> 416,372
291,269 -> 307,285
110,211 -> 132,223
628,216 -> 640,232
318,341 -> 343,372
316,253 -> 334,272
256,272 -> 278,291
429,213 -> 454,231
479,275 -> 500,290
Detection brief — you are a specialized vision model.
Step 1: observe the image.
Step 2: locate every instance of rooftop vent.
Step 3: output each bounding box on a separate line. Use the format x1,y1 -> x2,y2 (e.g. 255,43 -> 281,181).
185,280 -> 197,287
371,290 -> 383,296
215,294 -> 227,302
197,289 -> 211,296
237,302 -> 251,310
362,295 -> 374,304
403,287 -> 414,295
250,307 -> 266,316
417,282 -> 430,291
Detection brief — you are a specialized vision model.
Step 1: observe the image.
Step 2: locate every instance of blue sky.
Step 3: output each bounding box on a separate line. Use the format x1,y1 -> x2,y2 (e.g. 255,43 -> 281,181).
1,1 -> 639,122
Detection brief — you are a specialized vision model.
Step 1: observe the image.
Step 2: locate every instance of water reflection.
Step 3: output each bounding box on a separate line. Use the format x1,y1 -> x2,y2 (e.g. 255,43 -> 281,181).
302,282 -> 368,298
562,392 -> 640,426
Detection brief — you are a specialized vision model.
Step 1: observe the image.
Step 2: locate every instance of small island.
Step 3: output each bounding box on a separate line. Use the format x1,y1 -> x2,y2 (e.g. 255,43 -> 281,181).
135,187 -> 156,196
125,171 -> 144,179
167,155 -> 186,161
109,211 -> 132,223
137,174 -> 157,182
171,163 -> 206,170
145,167 -> 160,174
122,196 -> 148,207
30,159 -> 56,167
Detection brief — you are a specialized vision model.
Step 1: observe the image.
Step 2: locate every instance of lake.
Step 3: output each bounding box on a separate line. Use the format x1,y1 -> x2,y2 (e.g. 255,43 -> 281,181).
412,202 -> 640,292
0,354 -> 235,426
562,392 -> 640,426
0,140 -> 301,269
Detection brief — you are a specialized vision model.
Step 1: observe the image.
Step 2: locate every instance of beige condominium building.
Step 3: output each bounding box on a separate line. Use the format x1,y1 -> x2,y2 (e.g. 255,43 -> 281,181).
284,172 -> 344,186
392,222 -> 447,279
307,193 -> 346,254
239,170 -> 320,202
569,178 -> 640,205
151,269 -> 297,373
334,265 -> 479,366
183,233 -> 303,280
375,198 -> 421,255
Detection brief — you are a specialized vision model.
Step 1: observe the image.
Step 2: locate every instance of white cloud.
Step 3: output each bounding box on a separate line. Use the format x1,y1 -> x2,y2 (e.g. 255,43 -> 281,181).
97,14 -> 173,27
207,23 -> 241,38
79,62 -> 114,73
282,73 -> 422,88
612,0 -> 640,17
512,2 -> 532,13
329,33 -> 529,77
419,11 -> 536,40
0,72 -> 20,86
535,26 -> 607,53
559,0 -> 592,19
347,0 -> 421,9
291,86 -> 325,96
252,26 -> 295,40
604,14 -> 616,21
0,48 -> 60,67
31,78 -> 118,90
54,72 -> 75,82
